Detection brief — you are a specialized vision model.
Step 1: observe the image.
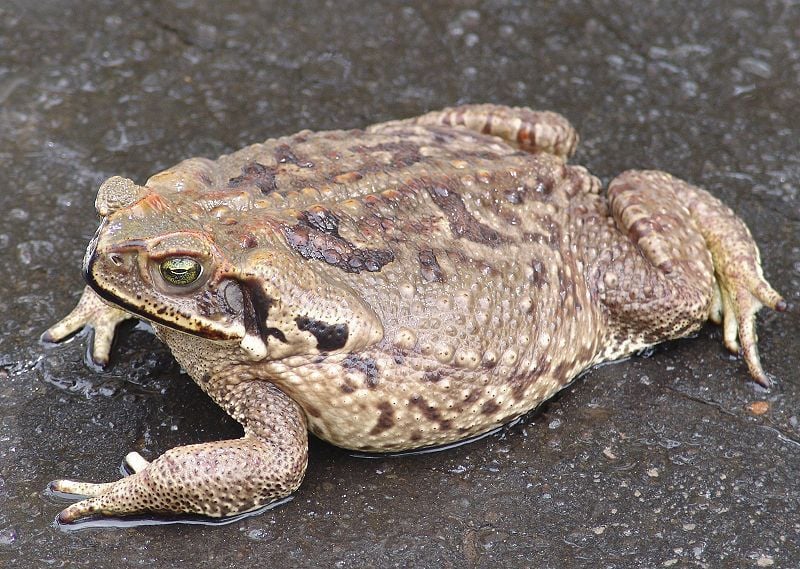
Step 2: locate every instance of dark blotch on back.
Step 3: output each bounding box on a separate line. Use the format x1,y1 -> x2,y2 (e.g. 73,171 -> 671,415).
241,234 -> 259,249
529,259 -> 547,288
524,215 -> 561,251
343,354 -> 379,388
296,316 -> 349,351
301,209 -> 340,234
535,172 -> 556,197
283,208 -> 395,274
409,395 -> 451,430
505,189 -> 524,204
552,361 -> 571,383
349,141 -> 423,168
423,370 -> 442,382
228,162 -> 278,195
418,249 -> 444,283
480,400 -> 500,415
424,180 -> 506,246
274,143 -> 314,168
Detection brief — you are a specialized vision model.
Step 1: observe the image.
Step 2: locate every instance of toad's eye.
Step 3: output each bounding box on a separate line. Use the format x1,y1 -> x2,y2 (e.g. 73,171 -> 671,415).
159,257 -> 202,286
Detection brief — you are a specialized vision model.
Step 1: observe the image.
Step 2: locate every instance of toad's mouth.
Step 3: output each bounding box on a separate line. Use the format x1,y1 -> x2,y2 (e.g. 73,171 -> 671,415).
82,235 -> 282,362
83,260 -> 240,342
81,230 -> 247,343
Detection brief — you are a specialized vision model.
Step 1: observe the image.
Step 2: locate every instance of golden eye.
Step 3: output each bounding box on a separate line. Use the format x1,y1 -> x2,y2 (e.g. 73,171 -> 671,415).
159,257 -> 202,286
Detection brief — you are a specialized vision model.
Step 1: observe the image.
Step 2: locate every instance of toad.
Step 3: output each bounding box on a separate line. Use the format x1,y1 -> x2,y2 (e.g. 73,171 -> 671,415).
44,104 -> 785,523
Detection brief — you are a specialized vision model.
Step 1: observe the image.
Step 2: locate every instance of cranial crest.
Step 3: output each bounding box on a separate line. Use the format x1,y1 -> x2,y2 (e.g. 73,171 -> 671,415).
95,176 -> 150,216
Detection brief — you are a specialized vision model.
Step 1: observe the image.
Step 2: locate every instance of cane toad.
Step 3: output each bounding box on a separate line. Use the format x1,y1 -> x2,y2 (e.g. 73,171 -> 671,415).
44,104 -> 786,523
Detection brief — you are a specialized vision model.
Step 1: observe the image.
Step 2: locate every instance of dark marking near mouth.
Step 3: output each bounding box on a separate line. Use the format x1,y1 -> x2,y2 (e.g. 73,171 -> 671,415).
228,162 -> 278,195
274,144 -> 314,168
480,400 -> 500,415
343,354 -> 379,388
369,401 -> 395,435
241,278 -> 288,344
417,249 -> 444,283
424,180 -> 507,246
283,208 -> 395,274
295,316 -> 348,351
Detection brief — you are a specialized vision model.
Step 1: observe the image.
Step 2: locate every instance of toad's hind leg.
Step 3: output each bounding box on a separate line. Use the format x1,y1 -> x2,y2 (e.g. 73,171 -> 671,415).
52,382 -> 308,523
603,170 -> 785,386
369,104 -> 579,159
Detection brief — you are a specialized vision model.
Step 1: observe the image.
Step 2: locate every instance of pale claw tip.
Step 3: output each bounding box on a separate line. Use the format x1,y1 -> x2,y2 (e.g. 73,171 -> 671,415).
125,452 -> 150,473
87,351 -> 110,369
49,479 -> 68,493
752,373 -> 772,389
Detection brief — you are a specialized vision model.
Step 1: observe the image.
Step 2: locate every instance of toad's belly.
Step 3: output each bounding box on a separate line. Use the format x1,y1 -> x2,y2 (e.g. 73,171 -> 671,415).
265,346 -> 603,452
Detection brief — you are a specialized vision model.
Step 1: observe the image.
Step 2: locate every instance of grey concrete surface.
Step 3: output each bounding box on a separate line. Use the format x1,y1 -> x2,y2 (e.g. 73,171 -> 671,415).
1,1 -> 799,567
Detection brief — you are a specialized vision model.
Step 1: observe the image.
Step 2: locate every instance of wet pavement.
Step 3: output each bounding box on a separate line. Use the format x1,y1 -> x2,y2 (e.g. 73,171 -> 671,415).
1,1 -> 799,567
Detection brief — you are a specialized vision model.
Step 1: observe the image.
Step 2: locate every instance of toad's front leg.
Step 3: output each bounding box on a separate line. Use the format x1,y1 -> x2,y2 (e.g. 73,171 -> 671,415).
52,381 -> 308,523
42,285 -> 133,367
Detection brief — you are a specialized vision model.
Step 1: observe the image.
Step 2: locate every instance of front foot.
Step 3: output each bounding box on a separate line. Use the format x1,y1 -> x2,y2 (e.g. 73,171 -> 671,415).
42,285 -> 132,367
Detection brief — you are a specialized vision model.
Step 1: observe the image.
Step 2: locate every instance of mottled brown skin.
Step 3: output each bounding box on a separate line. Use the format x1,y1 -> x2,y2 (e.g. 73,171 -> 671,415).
43,104 -> 785,523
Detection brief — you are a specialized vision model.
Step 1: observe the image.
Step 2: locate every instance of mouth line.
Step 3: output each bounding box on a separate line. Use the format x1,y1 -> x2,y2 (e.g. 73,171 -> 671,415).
82,246 -> 240,341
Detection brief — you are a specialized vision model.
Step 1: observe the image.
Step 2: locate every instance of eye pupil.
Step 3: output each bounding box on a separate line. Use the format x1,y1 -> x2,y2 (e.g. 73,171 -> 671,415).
160,258 -> 202,286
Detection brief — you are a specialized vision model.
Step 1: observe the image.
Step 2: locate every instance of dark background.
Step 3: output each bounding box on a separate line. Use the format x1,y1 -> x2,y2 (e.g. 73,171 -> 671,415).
1,1 -> 798,567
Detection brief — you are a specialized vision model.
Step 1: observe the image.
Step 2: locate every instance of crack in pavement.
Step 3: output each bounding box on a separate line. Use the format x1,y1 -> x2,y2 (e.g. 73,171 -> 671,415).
661,384 -> 800,448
